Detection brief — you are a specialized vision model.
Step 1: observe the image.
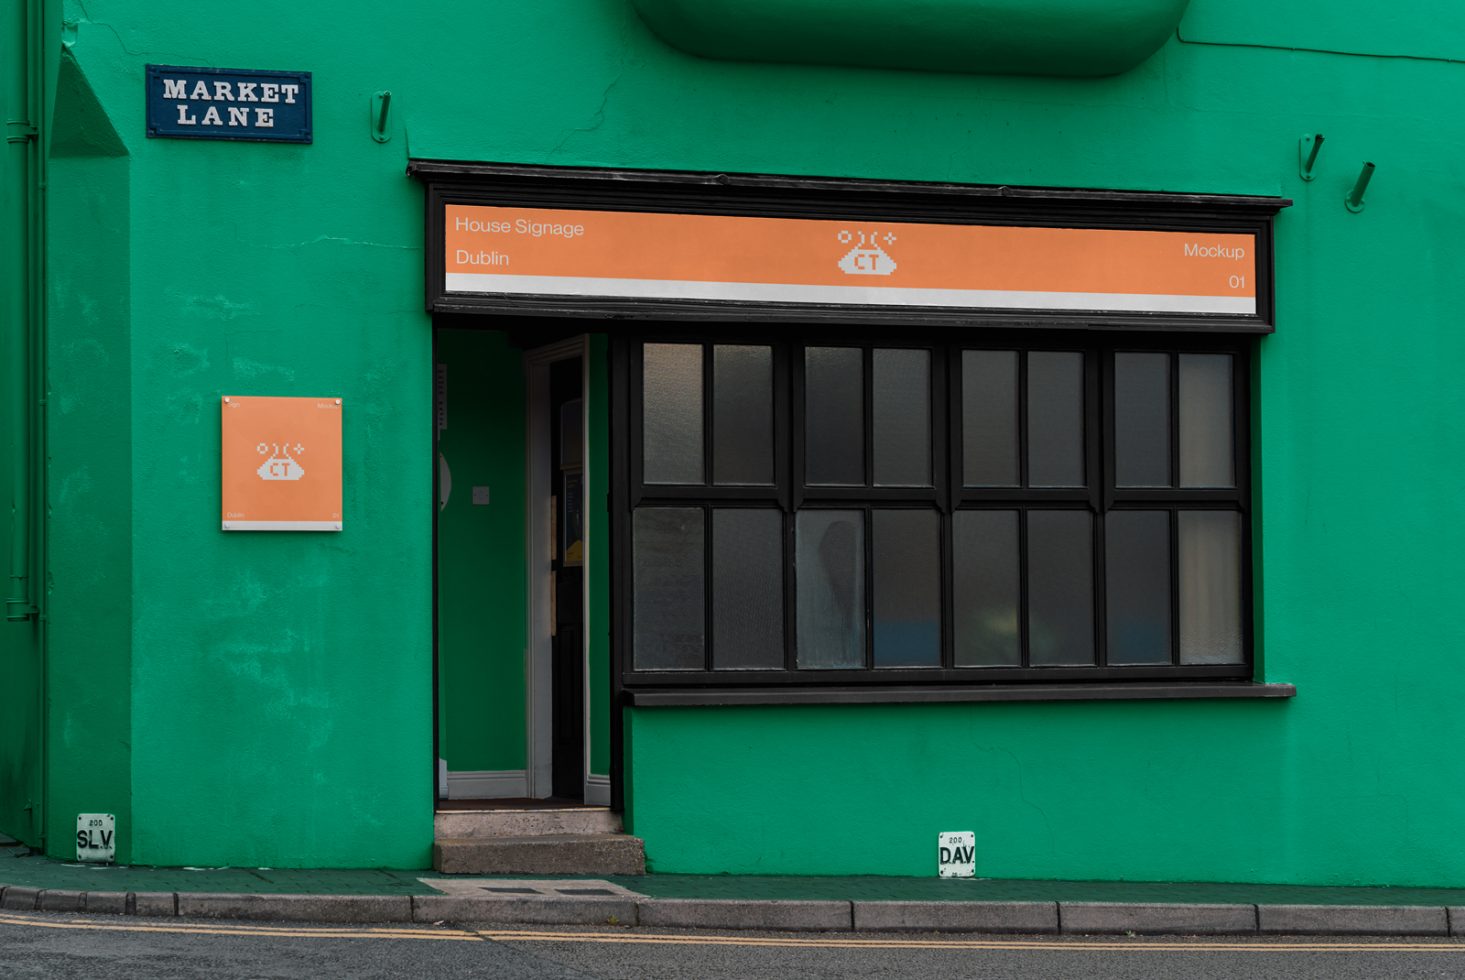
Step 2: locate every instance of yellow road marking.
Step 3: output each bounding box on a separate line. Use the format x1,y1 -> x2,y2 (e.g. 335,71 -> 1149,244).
3,911 -> 1462,954
478,928 -> 1465,954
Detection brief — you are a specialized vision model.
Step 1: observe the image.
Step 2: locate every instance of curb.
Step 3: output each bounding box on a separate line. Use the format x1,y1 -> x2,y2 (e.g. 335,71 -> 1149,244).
2,884 -> 1463,936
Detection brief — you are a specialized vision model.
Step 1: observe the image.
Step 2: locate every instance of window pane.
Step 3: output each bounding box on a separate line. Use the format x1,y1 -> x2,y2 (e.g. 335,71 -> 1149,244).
1027,352 -> 1085,487
962,350 -> 1019,488
1179,510 -> 1244,664
1114,353 -> 1171,488
643,343 -> 703,485
953,510 -> 1020,666
632,507 -> 705,670
873,349 -> 931,487
1179,354 -> 1234,488
873,510 -> 940,667
1105,511 -> 1172,665
713,345 -> 773,486
796,511 -> 864,668
712,509 -> 784,669
805,347 -> 864,486
1027,510 -> 1094,665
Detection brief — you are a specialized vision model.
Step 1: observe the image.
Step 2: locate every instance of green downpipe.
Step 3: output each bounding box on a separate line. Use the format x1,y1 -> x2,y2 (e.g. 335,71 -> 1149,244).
3,0 -> 35,624
3,0 -> 47,843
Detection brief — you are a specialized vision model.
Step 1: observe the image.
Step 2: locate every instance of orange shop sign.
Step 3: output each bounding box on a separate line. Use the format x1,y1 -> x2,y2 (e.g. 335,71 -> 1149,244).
443,205 -> 1258,316
221,395 -> 343,531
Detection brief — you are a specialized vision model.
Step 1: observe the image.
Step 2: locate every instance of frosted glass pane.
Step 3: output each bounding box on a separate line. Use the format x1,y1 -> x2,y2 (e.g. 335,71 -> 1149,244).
643,344 -> 703,485
1027,511 -> 1094,665
632,508 -> 705,670
953,510 -> 1020,666
1115,353 -> 1171,488
713,509 -> 784,669
873,349 -> 931,487
713,345 -> 773,486
873,510 -> 940,667
962,350 -> 1019,487
1105,511 -> 1172,665
1179,354 -> 1234,488
1179,511 -> 1244,664
805,347 -> 864,486
796,511 -> 864,668
1028,352 -> 1085,487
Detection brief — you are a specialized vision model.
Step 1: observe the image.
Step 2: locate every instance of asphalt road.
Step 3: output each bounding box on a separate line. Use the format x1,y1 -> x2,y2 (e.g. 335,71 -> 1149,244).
3,911 -> 1465,979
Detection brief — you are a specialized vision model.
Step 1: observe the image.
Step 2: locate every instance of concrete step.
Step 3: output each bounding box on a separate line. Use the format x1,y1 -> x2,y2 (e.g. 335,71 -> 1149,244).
434,834 -> 646,876
434,807 -> 621,839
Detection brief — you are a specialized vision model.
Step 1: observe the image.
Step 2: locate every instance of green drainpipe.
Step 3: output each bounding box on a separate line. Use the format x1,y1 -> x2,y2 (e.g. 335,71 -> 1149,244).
3,0 -> 41,625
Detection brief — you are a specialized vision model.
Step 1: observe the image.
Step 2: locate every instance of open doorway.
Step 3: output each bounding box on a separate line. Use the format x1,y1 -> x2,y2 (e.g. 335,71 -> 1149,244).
546,353 -> 584,800
433,326 -> 607,810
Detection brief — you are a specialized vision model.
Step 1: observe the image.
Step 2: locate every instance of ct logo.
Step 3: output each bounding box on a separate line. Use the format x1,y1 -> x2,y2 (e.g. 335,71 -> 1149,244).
256,441 -> 306,481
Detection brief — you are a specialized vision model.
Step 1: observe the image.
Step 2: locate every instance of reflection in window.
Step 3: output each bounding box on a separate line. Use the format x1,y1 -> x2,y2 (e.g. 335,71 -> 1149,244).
796,511 -> 864,668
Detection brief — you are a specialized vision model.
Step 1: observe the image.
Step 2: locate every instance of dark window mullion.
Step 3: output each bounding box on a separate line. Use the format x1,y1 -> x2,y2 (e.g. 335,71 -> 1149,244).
1169,350 -> 1181,489
863,504 -> 875,670
939,346 -> 955,670
1018,506 -> 1030,668
1089,348 -> 1106,667
1169,508 -> 1180,665
703,342 -> 715,487
703,504 -> 713,671
784,505 -> 797,672
863,346 -> 875,489
1018,350 -> 1030,489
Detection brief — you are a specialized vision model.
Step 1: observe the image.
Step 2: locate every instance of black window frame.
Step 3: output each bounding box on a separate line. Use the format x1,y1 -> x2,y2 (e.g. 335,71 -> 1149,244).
615,326 -> 1253,692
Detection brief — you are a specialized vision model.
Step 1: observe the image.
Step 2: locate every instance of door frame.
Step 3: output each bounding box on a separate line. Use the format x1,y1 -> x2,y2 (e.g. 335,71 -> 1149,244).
525,335 -> 598,801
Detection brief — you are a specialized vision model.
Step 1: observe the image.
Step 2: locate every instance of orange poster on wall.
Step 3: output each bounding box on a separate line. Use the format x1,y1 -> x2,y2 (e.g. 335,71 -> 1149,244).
443,205 -> 1258,316
221,396 -> 343,531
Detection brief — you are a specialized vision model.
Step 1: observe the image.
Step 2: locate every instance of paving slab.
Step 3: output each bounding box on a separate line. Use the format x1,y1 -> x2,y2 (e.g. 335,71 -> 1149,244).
176,893 -> 413,923
1061,902 -> 1257,935
638,899 -> 852,932
854,901 -> 1057,933
1258,904 -> 1448,935
412,894 -> 637,926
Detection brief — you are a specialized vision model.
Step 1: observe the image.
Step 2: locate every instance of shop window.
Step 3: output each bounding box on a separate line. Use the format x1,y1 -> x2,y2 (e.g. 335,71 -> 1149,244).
620,335 -> 1251,688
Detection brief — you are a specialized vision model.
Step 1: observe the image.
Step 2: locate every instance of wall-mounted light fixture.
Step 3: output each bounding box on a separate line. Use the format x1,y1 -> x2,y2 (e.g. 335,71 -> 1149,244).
1299,134 -> 1324,181
1345,162 -> 1375,213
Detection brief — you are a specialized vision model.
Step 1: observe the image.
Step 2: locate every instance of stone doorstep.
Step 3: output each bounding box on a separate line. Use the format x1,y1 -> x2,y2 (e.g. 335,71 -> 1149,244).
1,882 -> 1461,937
432,834 -> 646,876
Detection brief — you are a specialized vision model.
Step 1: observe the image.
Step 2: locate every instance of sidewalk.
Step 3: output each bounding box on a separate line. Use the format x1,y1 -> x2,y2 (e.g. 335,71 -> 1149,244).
4,847 -> 1465,936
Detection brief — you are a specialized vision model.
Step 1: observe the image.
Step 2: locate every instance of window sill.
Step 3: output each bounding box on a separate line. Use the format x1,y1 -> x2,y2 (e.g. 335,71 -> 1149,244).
624,682 -> 1295,707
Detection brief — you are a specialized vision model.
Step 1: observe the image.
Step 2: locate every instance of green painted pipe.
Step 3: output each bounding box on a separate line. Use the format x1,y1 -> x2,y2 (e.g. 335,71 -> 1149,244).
3,0 -> 34,623
631,0 -> 1192,77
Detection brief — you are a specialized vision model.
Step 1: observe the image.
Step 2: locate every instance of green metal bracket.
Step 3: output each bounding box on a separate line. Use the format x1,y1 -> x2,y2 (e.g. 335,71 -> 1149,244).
5,119 -> 38,143
1299,134 -> 1324,182
1345,162 -> 1375,213
371,91 -> 392,143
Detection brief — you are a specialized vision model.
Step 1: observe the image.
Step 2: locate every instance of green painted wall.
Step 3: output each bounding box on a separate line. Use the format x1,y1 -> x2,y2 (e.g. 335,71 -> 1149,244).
33,0 -> 1465,880
435,329 -> 527,776
43,48 -> 132,862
